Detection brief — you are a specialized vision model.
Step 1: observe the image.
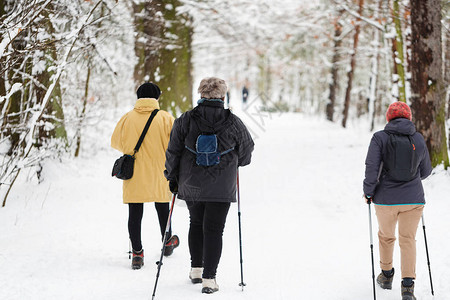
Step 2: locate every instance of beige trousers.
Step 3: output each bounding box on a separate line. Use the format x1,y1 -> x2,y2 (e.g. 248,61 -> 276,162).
374,204 -> 424,279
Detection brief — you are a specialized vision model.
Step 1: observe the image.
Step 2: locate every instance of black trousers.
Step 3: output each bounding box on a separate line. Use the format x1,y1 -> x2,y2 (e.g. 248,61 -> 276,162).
128,202 -> 171,251
186,201 -> 231,279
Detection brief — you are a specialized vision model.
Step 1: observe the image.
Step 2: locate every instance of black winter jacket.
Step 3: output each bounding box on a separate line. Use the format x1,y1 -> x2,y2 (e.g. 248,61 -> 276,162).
363,118 -> 432,205
164,100 -> 254,202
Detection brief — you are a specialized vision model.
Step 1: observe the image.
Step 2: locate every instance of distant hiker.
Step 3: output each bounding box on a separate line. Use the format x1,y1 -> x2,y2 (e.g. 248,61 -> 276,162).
111,82 -> 180,270
242,85 -> 249,105
164,77 -> 254,294
363,101 -> 432,300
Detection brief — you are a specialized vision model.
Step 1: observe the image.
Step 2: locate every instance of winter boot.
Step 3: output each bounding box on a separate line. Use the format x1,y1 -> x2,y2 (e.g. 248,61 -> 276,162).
163,235 -> 180,257
189,267 -> 203,284
131,249 -> 144,270
376,268 -> 394,289
401,281 -> 416,300
202,278 -> 219,294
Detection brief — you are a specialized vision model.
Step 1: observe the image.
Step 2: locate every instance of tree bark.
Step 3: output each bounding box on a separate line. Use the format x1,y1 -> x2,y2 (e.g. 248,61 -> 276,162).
342,0 -> 364,128
369,0 -> 382,131
74,61 -> 91,158
404,3 -> 412,74
392,0 -> 407,102
133,0 -> 193,116
0,0 -> 5,103
158,0 -> 193,116
3,33 -> 27,155
446,16 -> 450,151
410,0 -> 449,168
327,11 -> 343,122
133,0 -> 164,85
35,6 -> 67,147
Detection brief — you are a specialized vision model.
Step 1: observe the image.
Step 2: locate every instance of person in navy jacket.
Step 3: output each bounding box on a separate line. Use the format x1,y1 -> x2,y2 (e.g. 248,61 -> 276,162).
363,101 -> 432,300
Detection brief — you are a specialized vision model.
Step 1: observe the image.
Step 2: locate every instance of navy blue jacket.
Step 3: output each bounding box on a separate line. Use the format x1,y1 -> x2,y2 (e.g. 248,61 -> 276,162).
164,100 -> 254,203
363,118 -> 432,205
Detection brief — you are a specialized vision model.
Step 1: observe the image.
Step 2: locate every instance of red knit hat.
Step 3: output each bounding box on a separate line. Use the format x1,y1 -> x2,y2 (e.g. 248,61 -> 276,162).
386,101 -> 412,122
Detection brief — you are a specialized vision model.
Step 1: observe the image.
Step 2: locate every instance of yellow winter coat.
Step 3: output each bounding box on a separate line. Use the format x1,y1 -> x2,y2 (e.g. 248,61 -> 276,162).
111,98 -> 174,203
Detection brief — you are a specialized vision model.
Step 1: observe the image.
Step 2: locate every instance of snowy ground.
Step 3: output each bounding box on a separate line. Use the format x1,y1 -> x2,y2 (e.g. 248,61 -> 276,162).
1,110 -> 449,300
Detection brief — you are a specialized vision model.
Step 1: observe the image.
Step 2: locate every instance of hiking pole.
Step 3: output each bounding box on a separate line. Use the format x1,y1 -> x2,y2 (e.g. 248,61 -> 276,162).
237,169 -> 246,291
421,213 -> 434,296
128,240 -> 132,259
151,193 -> 176,300
368,200 -> 376,300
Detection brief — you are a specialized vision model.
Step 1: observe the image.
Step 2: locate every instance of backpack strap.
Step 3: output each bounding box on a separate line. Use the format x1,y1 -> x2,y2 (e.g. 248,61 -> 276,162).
220,147 -> 235,156
185,145 -> 197,154
185,108 -> 234,160
133,109 -> 159,157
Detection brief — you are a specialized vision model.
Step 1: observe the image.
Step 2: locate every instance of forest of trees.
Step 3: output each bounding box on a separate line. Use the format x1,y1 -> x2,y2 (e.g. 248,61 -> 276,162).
1,0 -> 449,206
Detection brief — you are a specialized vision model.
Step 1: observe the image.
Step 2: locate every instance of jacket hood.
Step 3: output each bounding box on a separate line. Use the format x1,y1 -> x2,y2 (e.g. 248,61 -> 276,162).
134,98 -> 160,113
384,118 -> 416,135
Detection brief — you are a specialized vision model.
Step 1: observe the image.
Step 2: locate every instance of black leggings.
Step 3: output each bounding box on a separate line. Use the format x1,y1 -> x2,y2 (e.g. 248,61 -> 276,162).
128,202 -> 171,251
186,201 -> 231,279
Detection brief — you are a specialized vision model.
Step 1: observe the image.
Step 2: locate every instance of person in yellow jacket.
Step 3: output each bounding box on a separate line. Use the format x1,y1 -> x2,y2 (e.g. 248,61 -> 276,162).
111,82 -> 179,270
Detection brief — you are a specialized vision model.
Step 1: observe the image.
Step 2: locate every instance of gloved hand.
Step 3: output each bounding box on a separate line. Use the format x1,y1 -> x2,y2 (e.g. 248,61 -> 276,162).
169,180 -> 178,194
364,194 -> 372,204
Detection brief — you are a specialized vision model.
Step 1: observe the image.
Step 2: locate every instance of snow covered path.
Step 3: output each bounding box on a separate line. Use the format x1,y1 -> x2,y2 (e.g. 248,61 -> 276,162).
1,113 -> 449,300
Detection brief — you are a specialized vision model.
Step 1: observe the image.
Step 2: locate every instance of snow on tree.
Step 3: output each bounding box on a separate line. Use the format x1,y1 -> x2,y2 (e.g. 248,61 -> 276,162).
1,0 -> 449,206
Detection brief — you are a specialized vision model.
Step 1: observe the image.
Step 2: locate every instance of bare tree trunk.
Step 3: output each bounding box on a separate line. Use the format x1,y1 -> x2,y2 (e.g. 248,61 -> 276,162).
74,61 -> 91,158
369,1 -> 382,131
35,4 -> 67,147
374,0 -> 394,125
133,0 -> 164,85
133,0 -> 193,116
74,3 -> 105,158
0,0 -> 4,104
3,34 -> 28,155
0,0 -> 4,16
446,16 -> 450,151
392,0 -> 407,102
404,3 -> 412,74
327,10 -> 343,122
158,0 -> 193,116
410,0 -> 449,168
342,0 -> 364,128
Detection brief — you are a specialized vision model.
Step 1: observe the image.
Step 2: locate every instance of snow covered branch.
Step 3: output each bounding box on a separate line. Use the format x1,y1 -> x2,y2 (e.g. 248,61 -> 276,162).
338,3 -> 384,32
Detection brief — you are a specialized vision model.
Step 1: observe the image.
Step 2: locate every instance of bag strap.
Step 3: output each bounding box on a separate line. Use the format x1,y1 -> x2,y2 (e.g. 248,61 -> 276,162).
133,109 -> 159,156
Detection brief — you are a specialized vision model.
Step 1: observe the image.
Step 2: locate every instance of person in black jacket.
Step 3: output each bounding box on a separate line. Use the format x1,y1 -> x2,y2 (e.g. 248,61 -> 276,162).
363,101 -> 432,300
165,77 -> 254,294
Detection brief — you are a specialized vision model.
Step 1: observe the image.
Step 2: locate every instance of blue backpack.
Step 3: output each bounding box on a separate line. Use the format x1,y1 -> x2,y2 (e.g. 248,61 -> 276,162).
185,114 -> 234,167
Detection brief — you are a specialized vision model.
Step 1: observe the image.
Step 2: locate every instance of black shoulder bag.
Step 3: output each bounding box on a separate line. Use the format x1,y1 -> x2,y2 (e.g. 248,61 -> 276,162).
112,109 -> 159,180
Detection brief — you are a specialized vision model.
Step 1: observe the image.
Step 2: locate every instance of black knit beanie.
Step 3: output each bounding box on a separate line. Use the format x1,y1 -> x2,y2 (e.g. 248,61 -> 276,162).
136,82 -> 161,99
